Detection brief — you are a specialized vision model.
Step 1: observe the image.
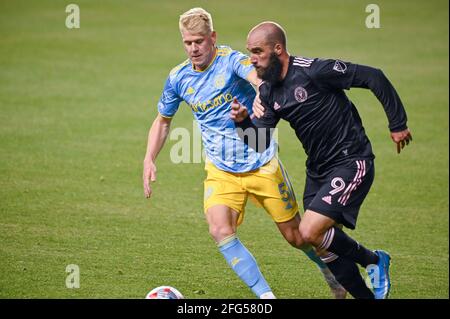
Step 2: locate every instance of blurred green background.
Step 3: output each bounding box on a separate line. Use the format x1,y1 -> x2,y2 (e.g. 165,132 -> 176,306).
0,0 -> 448,298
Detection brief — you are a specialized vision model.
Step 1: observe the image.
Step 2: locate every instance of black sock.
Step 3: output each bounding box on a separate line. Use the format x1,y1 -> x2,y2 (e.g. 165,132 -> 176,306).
324,255 -> 374,299
318,227 -> 379,268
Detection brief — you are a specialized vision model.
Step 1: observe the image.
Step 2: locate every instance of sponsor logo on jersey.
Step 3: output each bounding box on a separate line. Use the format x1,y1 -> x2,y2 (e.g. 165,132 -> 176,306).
189,92 -> 233,113
294,86 -> 308,103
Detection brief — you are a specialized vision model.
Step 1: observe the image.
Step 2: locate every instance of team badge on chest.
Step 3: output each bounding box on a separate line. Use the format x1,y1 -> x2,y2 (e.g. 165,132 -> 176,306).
294,86 -> 308,103
214,74 -> 226,89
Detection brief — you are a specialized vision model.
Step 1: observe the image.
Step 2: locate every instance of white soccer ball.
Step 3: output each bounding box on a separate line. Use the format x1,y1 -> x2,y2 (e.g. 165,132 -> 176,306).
145,286 -> 184,299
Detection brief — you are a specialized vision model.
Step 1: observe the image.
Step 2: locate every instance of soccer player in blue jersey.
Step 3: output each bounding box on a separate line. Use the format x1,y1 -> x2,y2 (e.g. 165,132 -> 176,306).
142,8 -> 346,299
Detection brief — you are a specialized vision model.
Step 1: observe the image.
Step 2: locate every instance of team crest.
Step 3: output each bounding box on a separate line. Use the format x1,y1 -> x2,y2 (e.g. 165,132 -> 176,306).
294,86 -> 308,103
214,74 -> 226,89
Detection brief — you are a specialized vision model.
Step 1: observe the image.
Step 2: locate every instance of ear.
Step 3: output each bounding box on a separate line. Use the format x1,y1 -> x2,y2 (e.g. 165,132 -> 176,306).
211,31 -> 217,44
274,43 -> 283,55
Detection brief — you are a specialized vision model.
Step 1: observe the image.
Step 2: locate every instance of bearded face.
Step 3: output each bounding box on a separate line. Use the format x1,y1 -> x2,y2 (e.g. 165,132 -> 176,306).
255,51 -> 283,84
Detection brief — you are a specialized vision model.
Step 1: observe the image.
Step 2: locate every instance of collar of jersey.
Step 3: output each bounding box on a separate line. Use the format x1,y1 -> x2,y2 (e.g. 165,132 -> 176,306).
277,55 -> 295,85
191,47 -> 218,73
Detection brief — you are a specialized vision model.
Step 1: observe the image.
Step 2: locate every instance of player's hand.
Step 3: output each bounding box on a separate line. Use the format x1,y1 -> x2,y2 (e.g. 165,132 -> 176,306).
143,160 -> 157,198
252,93 -> 265,119
391,128 -> 413,154
230,97 -> 249,123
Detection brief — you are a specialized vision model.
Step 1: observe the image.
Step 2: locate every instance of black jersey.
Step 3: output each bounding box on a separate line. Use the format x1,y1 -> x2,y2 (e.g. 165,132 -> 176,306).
239,56 -> 408,178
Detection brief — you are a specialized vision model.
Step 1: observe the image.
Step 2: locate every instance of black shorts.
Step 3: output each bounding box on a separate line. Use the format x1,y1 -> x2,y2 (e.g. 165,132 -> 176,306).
303,158 -> 375,229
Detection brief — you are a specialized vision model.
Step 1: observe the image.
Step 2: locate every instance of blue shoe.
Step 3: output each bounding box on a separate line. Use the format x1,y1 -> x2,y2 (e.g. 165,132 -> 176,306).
367,250 -> 391,299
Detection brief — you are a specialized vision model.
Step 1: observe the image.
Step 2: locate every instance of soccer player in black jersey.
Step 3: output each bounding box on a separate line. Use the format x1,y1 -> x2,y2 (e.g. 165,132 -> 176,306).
231,22 -> 412,299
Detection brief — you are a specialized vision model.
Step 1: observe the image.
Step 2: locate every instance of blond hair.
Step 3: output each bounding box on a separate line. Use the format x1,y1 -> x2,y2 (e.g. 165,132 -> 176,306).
179,8 -> 214,35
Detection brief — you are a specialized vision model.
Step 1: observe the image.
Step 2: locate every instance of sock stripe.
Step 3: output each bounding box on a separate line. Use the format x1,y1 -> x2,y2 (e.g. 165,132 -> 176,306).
320,252 -> 339,263
318,227 -> 335,251
217,234 -> 237,248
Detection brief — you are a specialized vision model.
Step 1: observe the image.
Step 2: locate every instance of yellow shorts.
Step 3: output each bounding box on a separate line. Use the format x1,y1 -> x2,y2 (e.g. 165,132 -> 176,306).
204,157 -> 298,226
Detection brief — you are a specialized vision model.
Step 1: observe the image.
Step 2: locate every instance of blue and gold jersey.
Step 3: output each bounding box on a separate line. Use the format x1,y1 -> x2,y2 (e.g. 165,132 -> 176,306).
158,45 -> 276,173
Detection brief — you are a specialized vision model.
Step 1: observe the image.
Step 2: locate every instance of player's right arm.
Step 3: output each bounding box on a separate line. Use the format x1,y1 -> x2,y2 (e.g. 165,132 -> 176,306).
143,74 -> 182,198
246,69 -> 266,119
143,114 -> 172,198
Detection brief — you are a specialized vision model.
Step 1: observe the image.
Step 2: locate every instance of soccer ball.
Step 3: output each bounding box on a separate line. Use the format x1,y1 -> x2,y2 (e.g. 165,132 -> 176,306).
145,286 -> 184,299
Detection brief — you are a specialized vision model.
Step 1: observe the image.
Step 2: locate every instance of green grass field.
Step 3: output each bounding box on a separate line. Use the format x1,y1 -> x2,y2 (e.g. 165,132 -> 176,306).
0,0 -> 448,299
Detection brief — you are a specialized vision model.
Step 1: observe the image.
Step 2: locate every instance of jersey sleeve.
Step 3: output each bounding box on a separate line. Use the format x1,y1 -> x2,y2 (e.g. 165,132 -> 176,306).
308,58 -> 357,90
310,59 -> 408,132
253,84 -> 280,128
157,76 -> 183,118
230,50 -> 255,80
350,64 -> 408,132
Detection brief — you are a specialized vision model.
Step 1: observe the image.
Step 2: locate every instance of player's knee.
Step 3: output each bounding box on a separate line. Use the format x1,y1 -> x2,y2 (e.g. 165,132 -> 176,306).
290,237 -> 306,249
285,229 -> 305,248
299,224 -> 320,245
209,224 -> 235,243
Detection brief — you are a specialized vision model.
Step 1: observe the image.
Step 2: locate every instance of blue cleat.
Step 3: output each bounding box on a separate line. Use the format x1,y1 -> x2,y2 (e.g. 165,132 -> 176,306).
367,250 -> 391,299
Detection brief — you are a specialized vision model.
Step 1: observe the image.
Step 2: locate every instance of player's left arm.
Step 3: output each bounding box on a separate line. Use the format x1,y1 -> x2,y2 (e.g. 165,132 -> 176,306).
350,64 -> 412,154
310,59 -> 412,154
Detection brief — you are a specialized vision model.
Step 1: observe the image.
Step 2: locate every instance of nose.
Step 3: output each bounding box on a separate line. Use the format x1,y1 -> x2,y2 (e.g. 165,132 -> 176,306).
250,54 -> 258,65
191,43 -> 199,53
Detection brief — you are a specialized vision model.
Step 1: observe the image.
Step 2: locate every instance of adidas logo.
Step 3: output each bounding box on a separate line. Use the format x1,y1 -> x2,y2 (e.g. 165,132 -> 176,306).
322,195 -> 332,205
274,101 -> 281,110
231,257 -> 242,267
